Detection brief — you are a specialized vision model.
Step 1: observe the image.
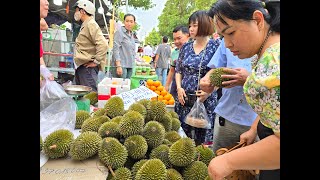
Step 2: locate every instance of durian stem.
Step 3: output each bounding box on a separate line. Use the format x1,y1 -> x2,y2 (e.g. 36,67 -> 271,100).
202,144 -> 205,149
108,166 -> 115,177
49,145 -> 57,149
105,131 -> 110,135
197,152 -> 201,161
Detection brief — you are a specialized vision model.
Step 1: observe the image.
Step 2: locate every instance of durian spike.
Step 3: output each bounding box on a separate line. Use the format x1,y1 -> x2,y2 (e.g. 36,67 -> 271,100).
49,145 -> 57,149
108,166 -> 116,177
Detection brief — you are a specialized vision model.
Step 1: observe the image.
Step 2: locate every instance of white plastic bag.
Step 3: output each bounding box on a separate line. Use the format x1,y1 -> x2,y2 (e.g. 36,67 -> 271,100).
40,97 -> 77,139
184,99 -> 211,129
40,78 -> 69,111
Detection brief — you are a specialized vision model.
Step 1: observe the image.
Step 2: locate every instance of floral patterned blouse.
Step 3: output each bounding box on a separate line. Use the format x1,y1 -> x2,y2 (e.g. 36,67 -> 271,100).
243,42 -> 280,134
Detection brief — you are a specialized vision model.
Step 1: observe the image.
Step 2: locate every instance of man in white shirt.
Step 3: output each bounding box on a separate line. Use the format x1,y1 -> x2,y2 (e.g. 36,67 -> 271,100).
143,43 -> 153,57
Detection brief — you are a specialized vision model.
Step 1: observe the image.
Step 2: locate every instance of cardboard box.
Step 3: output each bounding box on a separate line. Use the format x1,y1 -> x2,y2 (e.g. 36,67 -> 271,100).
40,155 -> 108,180
97,77 -> 131,108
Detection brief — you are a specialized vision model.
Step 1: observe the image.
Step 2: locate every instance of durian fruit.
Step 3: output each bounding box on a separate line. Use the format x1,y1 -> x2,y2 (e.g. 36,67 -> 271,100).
81,116 -> 110,133
98,121 -> 120,139
157,113 -> 172,132
209,67 -> 231,87
98,137 -> 128,170
164,131 -> 181,143
142,121 -> 165,149
108,167 -> 132,180
167,168 -> 183,180
171,118 -> 181,132
105,96 -> 125,118
40,136 -> 43,152
128,103 -> 147,118
75,110 -> 91,129
111,116 -> 123,124
124,135 -> 148,160
70,131 -> 102,160
150,101 -> 167,121
43,129 -> 74,159
205,176 -> 210,180
137,99 -> 151,110
84,91 -> 98,105
162,139 -> 172,146
135,159 -> 167,180
119,111 -> 145,138
168,111 -> 179,119
168,137 -> 196,167
149,144 -> 171,168
195,145 -> 215,166
131,159 -> 148,179
92,108 -> 106,117
182,161 -> 208,180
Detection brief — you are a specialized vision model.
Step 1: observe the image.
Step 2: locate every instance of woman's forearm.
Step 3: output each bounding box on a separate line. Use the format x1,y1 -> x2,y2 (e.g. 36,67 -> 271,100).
175,73 -> 182,89
225,134 -> 280,170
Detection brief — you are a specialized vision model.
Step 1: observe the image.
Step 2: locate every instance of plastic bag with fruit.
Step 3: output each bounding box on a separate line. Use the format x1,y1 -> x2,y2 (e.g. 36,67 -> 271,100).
184,99 -> 211,129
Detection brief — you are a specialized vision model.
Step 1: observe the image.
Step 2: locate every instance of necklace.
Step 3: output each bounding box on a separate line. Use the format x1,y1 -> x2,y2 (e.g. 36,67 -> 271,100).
251,30 -> 272,68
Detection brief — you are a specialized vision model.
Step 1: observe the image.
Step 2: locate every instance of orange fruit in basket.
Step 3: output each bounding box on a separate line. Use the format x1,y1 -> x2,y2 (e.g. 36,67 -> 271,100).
157,85 -> 164,91
168,99 -> 175,105
160,90 -> 167,96
150,86 -> 157,91
154,90 -> 161,95
158,95 -> 164,101
147,79 -> 154,86
162,99 -> 168,105
151,97 -> 157,101
153,81 -> 161,87
164,94 -> 172,101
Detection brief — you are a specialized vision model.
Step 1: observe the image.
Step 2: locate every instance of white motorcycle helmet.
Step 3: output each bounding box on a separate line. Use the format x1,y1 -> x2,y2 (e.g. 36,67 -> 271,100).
73,0 -> 96,15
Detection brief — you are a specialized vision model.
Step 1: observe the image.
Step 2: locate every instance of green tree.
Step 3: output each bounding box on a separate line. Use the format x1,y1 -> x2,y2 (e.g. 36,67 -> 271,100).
113,0 -> 155,10
145,28 -> 162,46
157,0 -> 217,39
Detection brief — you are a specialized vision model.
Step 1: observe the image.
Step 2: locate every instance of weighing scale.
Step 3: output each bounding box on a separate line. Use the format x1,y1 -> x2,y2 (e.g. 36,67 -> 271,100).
64,85 -> 92,112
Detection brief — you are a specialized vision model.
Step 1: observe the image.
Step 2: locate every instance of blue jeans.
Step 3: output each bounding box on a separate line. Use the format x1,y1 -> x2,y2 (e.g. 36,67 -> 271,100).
156,68 -> 167,86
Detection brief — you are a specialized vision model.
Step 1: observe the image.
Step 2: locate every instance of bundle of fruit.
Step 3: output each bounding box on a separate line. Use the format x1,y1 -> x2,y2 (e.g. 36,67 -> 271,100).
145,79 -> 175,105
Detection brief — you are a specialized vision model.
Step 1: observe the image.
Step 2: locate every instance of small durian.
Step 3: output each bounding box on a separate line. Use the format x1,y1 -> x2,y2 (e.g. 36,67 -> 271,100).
99,137 -> 128,170
142,121 -> 165,149
135,159 -> 167,180
111,116 -> 123,124
131,159 -> 148,179
171,118 -> 181,132
92,108 -> 106,117
75,110 -> 91,129
195,144 -> 215,166
168,111 -> 179,119
105,96 -> 125,118
182,161 -> 208,180
168,137 -> 196,167
98,121 -> 120,139
167,168 -> 183,180
164,131 -> 181,143
43,129 -> 74,159
84,91 -> 98,105
70,131 -> 102,160
81,116 -> 110,133
149,144 -> 171,168
150,101 -> 167,121
209,67 -> 231,87
128,103 -> 147,118
124,135 -> 148,160
119,111 -> 145,138
157,113 -> 172,132
108,167 -> 132,180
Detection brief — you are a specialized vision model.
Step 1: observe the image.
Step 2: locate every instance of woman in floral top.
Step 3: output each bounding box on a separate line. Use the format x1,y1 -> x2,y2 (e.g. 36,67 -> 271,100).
200,0 -> 280,180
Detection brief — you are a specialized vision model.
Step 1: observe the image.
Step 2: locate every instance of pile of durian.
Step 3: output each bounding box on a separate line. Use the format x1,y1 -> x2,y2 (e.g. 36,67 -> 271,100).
40,96 -> 216,180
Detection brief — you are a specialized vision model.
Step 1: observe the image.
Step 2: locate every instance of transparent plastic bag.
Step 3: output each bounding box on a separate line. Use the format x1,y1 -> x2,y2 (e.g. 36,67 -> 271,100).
40,78 -> 69,111
40,97 -> 77,139
184,99 -> 211,129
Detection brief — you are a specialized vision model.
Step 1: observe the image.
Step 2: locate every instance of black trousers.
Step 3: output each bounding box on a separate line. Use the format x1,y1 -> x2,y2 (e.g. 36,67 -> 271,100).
74,65 -> 99,92
257,121 -> 280,180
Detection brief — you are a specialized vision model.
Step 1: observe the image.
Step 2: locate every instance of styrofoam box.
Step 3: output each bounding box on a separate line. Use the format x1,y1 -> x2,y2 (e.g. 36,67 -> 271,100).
97,77 -> 131,108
